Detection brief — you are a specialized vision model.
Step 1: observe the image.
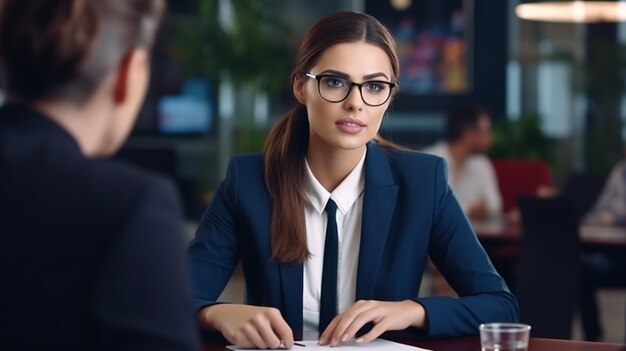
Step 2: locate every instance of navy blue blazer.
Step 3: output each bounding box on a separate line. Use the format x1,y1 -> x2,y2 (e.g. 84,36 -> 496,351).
188,142 -> 518,338
0,104 -> 200,350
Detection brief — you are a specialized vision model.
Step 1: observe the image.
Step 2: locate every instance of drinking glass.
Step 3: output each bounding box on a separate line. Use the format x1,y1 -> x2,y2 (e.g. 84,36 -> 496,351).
479,323 -> 531,351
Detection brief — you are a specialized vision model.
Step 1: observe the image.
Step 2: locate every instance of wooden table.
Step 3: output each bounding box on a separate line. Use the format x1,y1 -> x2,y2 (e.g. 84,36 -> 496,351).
417,336 -> 626,351
580,225 -> 626,247
203,336 -> 626,351
471,217 -> 521,242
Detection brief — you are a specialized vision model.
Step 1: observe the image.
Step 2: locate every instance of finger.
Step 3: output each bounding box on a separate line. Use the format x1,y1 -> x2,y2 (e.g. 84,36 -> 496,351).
267,309 -> 293,349
329,302 -> 376,344
319,313 -> 346,345
251,316 -> 282,349
355,320 -> 389,344
242,323 -> 268,349
268,309 -> 294,349
341,308 -> 384,341
228,330 -> 255,349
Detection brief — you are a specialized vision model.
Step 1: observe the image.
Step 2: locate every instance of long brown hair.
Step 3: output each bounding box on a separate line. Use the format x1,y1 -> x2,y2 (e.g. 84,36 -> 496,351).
264,12 -> 401,264
0,0 -> 164,104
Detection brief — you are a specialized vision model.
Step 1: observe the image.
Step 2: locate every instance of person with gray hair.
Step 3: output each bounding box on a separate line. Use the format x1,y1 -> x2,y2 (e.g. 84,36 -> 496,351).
0,1 -> 200,349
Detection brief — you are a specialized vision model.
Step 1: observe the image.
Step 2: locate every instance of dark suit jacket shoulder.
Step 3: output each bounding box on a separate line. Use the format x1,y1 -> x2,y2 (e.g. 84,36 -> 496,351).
0,104 -> 200,350
188,142 -> 518,338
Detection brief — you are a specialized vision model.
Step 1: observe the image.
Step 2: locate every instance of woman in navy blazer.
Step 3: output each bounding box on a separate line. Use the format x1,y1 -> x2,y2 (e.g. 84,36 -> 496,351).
188,11 -> 518,349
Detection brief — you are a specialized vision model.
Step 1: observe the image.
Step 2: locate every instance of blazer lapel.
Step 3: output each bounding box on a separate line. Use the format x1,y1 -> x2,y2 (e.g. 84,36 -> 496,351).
356,143 -> 399,299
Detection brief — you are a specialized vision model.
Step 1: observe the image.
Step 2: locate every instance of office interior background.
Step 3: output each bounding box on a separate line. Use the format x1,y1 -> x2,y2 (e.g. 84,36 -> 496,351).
109,0 -> 626,221
3,0 -> 623,342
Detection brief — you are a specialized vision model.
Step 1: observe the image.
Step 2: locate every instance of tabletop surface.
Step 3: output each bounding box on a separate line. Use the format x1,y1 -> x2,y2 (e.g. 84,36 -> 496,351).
415,336 -> 626,351
203,336 -> 626,351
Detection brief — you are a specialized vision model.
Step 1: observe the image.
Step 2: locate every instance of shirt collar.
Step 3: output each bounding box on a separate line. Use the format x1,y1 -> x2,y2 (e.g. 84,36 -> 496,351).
304,149 -> 367,216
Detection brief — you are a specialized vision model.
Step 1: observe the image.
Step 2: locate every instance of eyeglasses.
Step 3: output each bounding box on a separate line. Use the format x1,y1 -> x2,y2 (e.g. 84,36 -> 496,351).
305,73 -> 396,107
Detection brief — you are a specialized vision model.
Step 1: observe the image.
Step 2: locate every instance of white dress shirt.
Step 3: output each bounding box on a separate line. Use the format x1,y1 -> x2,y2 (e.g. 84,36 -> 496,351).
302,150 -> 366,339
585,160 -> 626,225
422,142 -> 502,216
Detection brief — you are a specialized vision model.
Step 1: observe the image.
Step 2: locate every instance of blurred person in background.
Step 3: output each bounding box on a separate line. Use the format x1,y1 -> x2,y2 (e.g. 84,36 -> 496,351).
579,158 -> 626,341
0,1 -> 200,350
423,104 -> 502,218
584,158 -> 626,226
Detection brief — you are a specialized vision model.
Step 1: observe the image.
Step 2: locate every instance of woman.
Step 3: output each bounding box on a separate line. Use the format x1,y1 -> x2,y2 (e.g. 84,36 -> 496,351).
0,1 -> 199,350
188,11 -> 518,349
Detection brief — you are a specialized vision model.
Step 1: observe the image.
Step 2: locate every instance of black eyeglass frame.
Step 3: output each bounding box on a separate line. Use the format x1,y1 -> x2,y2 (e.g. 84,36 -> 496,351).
304,72 -> 397,107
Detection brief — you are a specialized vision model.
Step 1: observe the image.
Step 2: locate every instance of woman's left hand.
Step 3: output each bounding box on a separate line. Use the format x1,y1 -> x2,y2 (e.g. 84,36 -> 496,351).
318,299 -> 427,346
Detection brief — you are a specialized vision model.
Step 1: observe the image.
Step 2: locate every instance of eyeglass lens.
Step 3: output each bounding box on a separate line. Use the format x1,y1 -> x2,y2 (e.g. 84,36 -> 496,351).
318,76 -> 392,106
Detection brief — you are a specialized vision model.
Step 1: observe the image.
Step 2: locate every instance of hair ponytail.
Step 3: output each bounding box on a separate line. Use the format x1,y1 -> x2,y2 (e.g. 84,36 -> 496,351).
264,105 -> 310,264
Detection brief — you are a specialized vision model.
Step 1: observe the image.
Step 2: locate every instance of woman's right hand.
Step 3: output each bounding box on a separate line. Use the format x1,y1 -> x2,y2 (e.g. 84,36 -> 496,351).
200,304 -> 294,349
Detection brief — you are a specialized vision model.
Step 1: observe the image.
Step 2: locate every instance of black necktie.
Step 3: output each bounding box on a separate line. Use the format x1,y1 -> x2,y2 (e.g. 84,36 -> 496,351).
319,199 -> 338,333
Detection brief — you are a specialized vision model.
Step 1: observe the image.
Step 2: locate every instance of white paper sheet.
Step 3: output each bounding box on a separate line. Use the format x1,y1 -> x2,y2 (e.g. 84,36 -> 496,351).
227,339 -> 432,351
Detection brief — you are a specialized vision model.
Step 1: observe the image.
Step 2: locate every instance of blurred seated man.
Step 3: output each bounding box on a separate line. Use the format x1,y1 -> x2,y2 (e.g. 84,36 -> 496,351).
579,160 -> 626,342
423,104 -> 502,218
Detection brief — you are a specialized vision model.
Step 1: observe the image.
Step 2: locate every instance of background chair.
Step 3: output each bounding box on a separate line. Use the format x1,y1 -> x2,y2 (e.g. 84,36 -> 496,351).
485,159 -> 554,290
492,159 -> 554,214
516,196 -> 581,339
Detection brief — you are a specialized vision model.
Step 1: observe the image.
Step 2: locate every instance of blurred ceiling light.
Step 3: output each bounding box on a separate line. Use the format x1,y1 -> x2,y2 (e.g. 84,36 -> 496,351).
516,1 -> 626,23
390,0 -> 412,11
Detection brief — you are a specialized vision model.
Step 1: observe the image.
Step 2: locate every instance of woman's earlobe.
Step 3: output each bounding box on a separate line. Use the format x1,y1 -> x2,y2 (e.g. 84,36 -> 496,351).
292,77 -> 306,104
